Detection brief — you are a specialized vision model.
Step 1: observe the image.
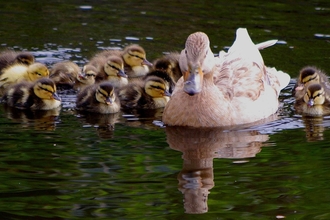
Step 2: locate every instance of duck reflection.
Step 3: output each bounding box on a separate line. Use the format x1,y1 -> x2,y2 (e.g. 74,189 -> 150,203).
3,105 -> 60,130
165,126 -> 270,214
302,116 -> 325,142
76,111 -> 120,139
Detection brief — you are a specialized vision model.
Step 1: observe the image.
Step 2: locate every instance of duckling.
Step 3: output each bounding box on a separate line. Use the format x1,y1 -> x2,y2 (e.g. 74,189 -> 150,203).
0,62 -> 49,91
88,55 -> 128,88
76,82 -> 121,114
0,50 -> 35,72
118,70 -> 172,109
50,60 -> 81,89
293,66 -> 330,99
294,83 -> 330,116
73,64 -> 97,91
94,44 -> 153,79
2,78 -> 61,110
152,52 -> 182,82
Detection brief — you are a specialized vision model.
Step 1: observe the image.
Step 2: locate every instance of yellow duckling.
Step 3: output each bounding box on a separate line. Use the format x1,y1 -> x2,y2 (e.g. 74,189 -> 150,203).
0,50 -> 35,72
76,82 -> 121,114
0,62 -> 49,91
294,83 -> 330,116
152,52 -> 182,83
88,55 -> 128,88
118,70 -> 172,109
293,66 -> 329,99
95,44 -> 153,78
162,28 -> 290,127
50,60 -> 82,89
2,78 -> 61,110
73,64 -> 97,91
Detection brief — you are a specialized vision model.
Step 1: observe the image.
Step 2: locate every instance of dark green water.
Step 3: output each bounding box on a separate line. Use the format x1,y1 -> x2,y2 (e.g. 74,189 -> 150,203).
0,0 -> 330,219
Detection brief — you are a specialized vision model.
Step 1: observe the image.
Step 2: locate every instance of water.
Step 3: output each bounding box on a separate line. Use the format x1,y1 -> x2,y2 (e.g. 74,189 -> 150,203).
0,0 -> 330,219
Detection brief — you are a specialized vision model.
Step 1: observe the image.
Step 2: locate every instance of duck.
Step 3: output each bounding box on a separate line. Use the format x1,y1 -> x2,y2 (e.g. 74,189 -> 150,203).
73,64 -> 97,91
162,28 -> 290,127
2,77 -> 61,110
294,83 -> 330,116
76,81 -> 121,114
94,44 -> 153,79
118,70 -> 172,109
0,50 -> 35,72
87,55 -> 128,88
292,66 -> 329,99
49,60 -> 82,89
0,62 -> 49,91
152,52 -> 182,83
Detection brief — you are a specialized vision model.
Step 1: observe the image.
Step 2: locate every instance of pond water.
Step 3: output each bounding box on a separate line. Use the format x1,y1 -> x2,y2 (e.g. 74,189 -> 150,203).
0,0 -> 330,219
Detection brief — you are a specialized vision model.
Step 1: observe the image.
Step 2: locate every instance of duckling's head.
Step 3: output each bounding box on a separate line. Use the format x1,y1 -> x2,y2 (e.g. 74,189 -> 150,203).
144,74 -> 171,98
104,56 -> 127,78
95,82 -> 116,105
27,63 -> 50,81
180,32 -> 215,96
122,44 -> 153,67
296,67 -> 321,91
79,65 -> 97,85
303,83 -> 325,107
16,52 -> 35,66
33,78 -> 61,101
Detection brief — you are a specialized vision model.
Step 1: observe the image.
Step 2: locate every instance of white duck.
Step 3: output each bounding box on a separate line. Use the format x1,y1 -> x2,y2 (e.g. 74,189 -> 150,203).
162,28 -> 290,127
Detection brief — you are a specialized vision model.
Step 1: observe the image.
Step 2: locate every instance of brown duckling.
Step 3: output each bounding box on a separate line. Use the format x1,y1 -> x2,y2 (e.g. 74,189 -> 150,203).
0,50 -> 35,72
88,55 -> 128,88
0,62 -> 49,91
152,52 -> 182,82
2,78 -> 61,110
118,70 -> 172,109
76,82 -> 121,114
293,66 -> 329,99
50,60 -> 82,89
73,64 -> 97,91
94,44 -> 153,79
294,83 -> 330,116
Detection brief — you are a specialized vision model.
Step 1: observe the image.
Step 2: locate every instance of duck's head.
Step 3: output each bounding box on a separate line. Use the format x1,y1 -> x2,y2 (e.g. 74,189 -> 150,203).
104,56 -> 127,78
303,83 -> 325,107
122,44 -> 153,68
95,82 -> 117,105
33,78 -> 61,101
79,65 -> 97,85
144,74 -> 171,98
16,52 -> 35,65
180,32 -> 215,96
27,63 -> 50,81
296,67 -> 321,91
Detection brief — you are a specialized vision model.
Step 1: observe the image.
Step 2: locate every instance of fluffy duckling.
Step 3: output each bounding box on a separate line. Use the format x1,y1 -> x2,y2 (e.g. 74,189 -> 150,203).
0,62 -> 49,91
95,44 -> 153,78
2,78 -> 61,110
88,55 -> 128,88
294,83 -> 330,116
0,50 -> 35,72
73,64 -> 97,91
118,70 -> 172,109
293,66 -> 329,99
152,52 -> 182,83
76,82 -> 120,114
50,60 -> 81,89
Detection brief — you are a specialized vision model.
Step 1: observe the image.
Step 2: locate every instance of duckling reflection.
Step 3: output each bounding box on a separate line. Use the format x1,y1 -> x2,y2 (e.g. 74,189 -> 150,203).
76,111 -> 120,139
3,105 -> 60,131
302,116 -> 325,142
165,126 -> 269,214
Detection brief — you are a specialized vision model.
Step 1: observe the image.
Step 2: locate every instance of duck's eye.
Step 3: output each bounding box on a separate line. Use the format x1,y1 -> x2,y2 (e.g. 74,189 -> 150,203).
185,50 -> 187,54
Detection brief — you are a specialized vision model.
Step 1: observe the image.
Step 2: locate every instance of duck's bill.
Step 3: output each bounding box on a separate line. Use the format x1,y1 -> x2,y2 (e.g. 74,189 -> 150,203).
142,59 -> 153,66
52,92 -> 61,101
183,67 -> 203,96
117,70 -> 128,78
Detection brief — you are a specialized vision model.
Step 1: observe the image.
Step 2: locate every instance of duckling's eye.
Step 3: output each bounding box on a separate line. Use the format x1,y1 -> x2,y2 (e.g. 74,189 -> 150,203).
86,74 -> 96,77
108,64 -> 120,71
128,52 -> 143,60
97,89 -> 108,98
151,85 -> 164,91
303,75 -> 318,84
35,72 -> 42,76
38,86 -> 52,93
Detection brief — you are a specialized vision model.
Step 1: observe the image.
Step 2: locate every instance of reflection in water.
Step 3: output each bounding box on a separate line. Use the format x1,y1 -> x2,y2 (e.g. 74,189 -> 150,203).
166,126 -> 269,214
76,111 -> 120,139
3,105 -> 60,130
302,116 -> 325,142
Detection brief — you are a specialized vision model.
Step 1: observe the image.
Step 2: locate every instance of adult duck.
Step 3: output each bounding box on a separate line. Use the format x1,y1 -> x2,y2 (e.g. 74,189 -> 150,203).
162,28 -> 290,127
